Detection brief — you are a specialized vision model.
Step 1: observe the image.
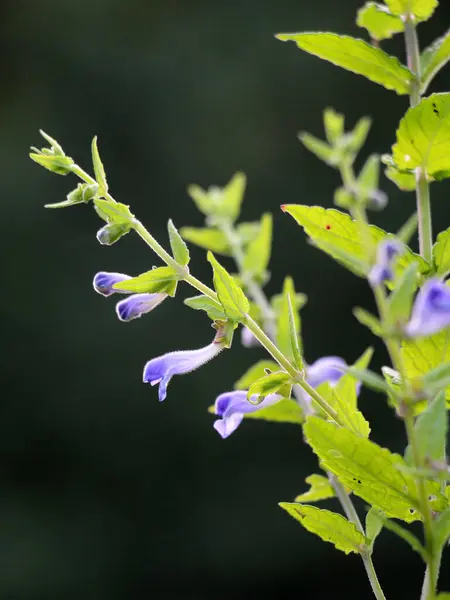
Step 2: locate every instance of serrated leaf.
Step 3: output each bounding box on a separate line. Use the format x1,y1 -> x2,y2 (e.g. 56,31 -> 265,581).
207,252 -> 249,320
244,399 -> 304,425
279,503 -> 365,554
276,32 -> 413,95
243,213 -> 272,278
384,0 -> 438,21
113,266 -> 179,295
276,277 -> 303,365
356,3 -> 404,41
304,416 -> 445,522
405,392 -> 447,465
401,330 -> 450,405
167,219 -> 190,266
365,507 -> 383,549
234,360 -> 280,390
294,474 -> 335,503
91,136 -> 108,194
184,295 -> 226,321
282,205 -> 428,279
433,227 -> 450,276
421,29 -> 450,95
247,371 -> 291,403
94,199 -> 134,224
392,93 -> 450,179
323,108 -> 344,145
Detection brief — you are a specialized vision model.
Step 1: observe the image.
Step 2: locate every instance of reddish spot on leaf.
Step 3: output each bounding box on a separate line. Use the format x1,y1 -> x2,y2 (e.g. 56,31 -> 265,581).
325,224 -> 331,230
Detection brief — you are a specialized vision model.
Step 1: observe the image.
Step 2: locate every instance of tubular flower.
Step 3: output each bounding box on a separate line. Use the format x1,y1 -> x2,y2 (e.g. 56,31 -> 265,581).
368,239 -> 403,287
116,293 -> 168,322
93,271 -> 131,297
143,339 -> 226,401
240,326 -> 260,348
213,355 -> 347,438
405,279 -> 450,338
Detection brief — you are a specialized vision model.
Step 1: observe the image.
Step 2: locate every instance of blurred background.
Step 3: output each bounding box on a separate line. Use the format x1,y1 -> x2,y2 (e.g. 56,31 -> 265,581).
2,0 -> 450,598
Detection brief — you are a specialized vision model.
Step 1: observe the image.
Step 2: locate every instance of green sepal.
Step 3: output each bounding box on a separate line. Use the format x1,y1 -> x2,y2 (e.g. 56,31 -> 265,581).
304,416 -> 446,522
365,507 -> 383,550
45,182 -> 99,209
91,136 -> 108,195
294,474 -> 335,503
207,252 -> 249,321
184,295 -> 227,321
96,222 -> 131,246
113,266 -> 179,296
29,152 -> 74,175
421,29 -> 450,95
279,503 -> 366,555
167,219 -> 190,266
353,307 -> 383,337
405,391 -> 447,465
213,320 -> 237,348
243,213 -> 272,279
94,198 -> 134,224
247,371 -> 291,404
234,360 -> 280,390
384,0 -> 437,22
356,2 -> 404,41
276,32 -> 413,95
38,130 -> 64,155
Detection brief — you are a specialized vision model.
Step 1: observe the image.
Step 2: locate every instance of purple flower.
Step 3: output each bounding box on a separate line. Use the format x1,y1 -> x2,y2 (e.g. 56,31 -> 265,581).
241,326 -> 261,348
213,355 -> 347,438
405,279 -> 450,338
93,271 -> 131,297
368,239 -> 403,287
213,391 -> 282,439
143,340 -> 226,401
116,293 -> 167,322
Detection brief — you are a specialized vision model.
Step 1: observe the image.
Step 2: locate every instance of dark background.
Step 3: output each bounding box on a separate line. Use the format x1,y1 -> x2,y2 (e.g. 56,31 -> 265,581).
2,0 -> 450,598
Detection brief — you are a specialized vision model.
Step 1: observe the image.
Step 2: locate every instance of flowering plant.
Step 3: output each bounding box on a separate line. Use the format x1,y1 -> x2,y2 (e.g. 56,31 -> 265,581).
30,1 -> 450,598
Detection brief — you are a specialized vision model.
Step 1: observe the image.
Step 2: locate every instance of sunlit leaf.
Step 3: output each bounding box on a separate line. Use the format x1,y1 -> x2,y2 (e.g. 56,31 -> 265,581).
421,29 -> 450,94
356,2 -> 404,41
208,252 -> 249,320
294,474 -> 335,503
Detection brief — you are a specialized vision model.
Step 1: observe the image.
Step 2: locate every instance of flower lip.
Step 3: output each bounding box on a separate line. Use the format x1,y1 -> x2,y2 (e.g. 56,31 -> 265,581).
306,356 -> 347,388
115,293 -> 167,322
405,279 -> 450,338
93,271 -> 131,297
368,239 -> 403,287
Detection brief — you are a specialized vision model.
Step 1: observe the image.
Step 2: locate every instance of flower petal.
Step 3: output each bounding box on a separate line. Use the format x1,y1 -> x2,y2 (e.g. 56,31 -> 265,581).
93,271 -> 131,297
405,279 -> 450,337
306,356 -> 346,388
368,239 -> 403,286
116,293 -> 167,322
213,390 -> 281,437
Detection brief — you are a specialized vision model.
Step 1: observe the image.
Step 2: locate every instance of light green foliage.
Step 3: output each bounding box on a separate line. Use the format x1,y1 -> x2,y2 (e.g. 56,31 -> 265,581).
94,198 -> 134,224
421,29 -> 450,94
436,594 -> 450,599
184,295 -> 226,321
422,367 -> 450,401
294,474 -> 335,503
346,367 -> 393,396
234,360 -> 280,389
299,132 -> 339,166
186,172 -> 246,223
243,399 -> 304,425
323,108 -> 344,145
279,503 -> 365,554
167,219 -> 190,266
180,222 -> 260,256
243,213 -> 272,278
433,227 -> 450,275
275,277 -> 303,366
365,507 -> 383,550
304,416 -> 445,522
207,252 -> 249,320
357,3 -> 403,41
392,93 -> 450,180
276,32 -> 413,94
432,507 -> 450,550
385,166 -> 416,191
91,136 -> 108,195
405,392 -> 447,465
282,204 -> 427,278
113,266 -> 179,296
387,262 -> 419,327
373,512 -> 428,561
353,307 -> 383,337
247,371 -> 291,403
384,0 -> 438,21
45,182 -> 99,209
401,330 -> 450,403
30,130 -> 74,175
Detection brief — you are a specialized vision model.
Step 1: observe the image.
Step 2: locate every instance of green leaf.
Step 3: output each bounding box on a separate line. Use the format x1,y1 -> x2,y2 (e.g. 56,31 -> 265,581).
234,360 -> 280,390
39,130 -> 64,154
374,512 -> 428,561
401,330 -> 450,405
91,136 -> 108,194
396,212 -> 418,246
323,108 -> 344,145
180,227 -> 230,255
184,295 -> 226,321
29,153 -> 74,175
348,117 -> 372,154
279,503 -> 365,554
384,0 -> 438,21
45,182 -> 99,209
299,132 -> 337,166
365,507 -> 383,550
385,165 -> 417,191
436,594 -> 450,599
276,277 -> 303,365
243,399 -> 304,425
345,367 -> 394,396
113,266 -> 179,295
423,365 -> 450,398
356,3 -> 404,41
405,392 -> 447,465
433,227 -> 450,276
432,506 -> 450,550
353,307 -> 383,336
387,261 -> 419,326
243,213 -> 272,278
167,219 -> 190,266
96,222 -> 131,246
207,252 -> 249,320
421,29 -> 450,94
282,205 -> 428,278
221,172 -> 247,223
247,371 -> 291,404
304,416 -> 445,522
392,93 -> 450,179
294,474 -> 335,503
276,32 -> 413,95
94,199 -> 134,224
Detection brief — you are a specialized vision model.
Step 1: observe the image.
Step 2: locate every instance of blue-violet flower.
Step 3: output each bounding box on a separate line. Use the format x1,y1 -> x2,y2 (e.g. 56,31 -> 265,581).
93,271 -> 131,297
116,293 -> 168,322
368,239 -> 403,287
405,279 -> 450,338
